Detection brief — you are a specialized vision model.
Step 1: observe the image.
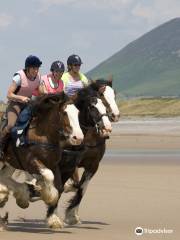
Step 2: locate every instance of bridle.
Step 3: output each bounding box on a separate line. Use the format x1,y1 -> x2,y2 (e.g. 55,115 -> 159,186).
80,104 -> 108,133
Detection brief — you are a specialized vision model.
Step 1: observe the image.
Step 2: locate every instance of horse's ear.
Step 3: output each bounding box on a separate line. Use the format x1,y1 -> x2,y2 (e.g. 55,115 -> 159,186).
99,85 -> 106,94
89,79 -> 99,91
107,75 -> 113,87
89,78 -> 96,84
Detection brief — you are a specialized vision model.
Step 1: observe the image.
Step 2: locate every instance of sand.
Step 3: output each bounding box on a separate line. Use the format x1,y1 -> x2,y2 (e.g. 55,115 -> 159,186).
0,118 -> 180,240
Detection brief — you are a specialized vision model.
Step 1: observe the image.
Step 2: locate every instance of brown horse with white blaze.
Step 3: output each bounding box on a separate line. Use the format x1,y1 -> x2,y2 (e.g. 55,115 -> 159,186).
0,92 -> 84,229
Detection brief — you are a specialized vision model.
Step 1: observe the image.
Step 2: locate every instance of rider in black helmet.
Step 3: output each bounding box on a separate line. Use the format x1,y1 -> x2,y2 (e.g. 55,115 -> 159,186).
33,60 -> 65,96
0,55 -> 42,158
62,54 -> 89,187
61,54 -> 88,96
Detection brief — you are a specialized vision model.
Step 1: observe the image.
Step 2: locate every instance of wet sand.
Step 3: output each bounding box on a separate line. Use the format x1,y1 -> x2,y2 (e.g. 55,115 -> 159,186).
1,118 -> 180,240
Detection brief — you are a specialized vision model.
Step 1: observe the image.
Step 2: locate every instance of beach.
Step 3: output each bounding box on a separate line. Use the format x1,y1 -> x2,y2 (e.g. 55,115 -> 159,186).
0,118 -> 180,240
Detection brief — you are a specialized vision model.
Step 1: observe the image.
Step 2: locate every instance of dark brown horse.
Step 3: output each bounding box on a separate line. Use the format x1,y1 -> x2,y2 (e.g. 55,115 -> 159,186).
63,80 -> 119,225
0,92 -> 84,229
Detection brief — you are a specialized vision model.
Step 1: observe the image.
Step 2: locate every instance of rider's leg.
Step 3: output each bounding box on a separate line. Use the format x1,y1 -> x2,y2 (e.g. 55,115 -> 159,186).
0,103 -> 22,159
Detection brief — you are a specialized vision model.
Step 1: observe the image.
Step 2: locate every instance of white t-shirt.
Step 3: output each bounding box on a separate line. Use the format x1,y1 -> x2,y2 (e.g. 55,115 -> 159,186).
13,74 -> 21,86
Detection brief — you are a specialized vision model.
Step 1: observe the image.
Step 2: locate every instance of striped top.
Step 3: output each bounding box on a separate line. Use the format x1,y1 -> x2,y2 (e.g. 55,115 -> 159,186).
62,72 -> 88,96
65,79 -> 84,96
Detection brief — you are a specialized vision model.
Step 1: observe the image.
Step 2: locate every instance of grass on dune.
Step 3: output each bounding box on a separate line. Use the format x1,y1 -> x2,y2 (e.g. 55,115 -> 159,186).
118,98 -> 180,117
0,98 -> 180,118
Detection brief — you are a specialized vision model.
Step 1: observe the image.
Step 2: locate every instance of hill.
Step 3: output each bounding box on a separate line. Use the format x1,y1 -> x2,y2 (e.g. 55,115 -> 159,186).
87,18 -> 180,97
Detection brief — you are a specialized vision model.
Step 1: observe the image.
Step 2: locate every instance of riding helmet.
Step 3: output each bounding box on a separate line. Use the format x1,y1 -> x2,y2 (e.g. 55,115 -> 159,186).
25,55 -> 42,68
67,54 -> 82,65
50,60 -> 65,72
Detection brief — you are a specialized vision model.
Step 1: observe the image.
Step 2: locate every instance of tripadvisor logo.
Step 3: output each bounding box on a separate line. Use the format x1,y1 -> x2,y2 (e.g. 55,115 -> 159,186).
134,226 -> 173,236
135,227 -> 143,236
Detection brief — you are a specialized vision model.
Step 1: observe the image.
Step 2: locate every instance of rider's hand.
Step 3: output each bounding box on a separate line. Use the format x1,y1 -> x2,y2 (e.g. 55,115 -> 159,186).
21,96 -> 30,103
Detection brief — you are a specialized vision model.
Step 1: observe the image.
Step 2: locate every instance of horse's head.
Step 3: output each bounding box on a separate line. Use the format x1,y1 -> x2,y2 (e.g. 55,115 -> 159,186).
90,78 -> 120,122
59,100 -> 84,145
32,93 -> 84,146
75,88 -> 112,138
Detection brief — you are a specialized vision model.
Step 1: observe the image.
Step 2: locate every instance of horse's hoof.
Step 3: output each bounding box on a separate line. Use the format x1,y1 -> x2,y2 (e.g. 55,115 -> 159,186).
16,199 -> 29,209
47,214 -> 64,229
13,184 -> 30,209
64,215 -> 81,225
0,223 -> 7,232
0,214 -> 8,231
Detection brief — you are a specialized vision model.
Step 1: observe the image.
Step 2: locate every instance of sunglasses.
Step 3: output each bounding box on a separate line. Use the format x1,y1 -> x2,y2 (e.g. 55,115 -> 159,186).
73,64 -> 81,67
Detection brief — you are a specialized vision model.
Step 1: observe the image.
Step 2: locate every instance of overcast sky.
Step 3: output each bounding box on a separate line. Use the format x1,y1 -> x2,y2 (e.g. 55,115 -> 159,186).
0,0 -> 180,99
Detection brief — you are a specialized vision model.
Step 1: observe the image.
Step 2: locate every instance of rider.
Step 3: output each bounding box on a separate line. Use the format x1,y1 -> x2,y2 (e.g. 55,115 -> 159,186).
62,54 -> 88,185
33,60 -> 64,96
61,54 -> 88,96
0,55 -> 42,158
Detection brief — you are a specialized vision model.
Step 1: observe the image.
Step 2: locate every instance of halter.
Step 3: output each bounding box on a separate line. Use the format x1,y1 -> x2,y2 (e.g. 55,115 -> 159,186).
80,105 -> 108,133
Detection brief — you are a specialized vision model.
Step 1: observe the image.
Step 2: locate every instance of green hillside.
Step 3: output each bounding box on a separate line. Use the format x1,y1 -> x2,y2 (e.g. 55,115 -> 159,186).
87,18 -> 180,97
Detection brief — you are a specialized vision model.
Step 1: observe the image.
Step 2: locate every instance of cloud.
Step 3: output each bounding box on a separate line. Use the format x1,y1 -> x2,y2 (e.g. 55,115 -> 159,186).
37,0 -> 134,12
132,0 -> 180,26
0,13 -> 13,28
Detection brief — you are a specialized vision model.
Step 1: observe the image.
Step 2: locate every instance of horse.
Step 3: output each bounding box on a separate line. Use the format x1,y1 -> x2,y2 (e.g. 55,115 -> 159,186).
0,79 -> 119,228
0,92 -> 84,229
90,77 -> 120,122
63,80 -> 120,225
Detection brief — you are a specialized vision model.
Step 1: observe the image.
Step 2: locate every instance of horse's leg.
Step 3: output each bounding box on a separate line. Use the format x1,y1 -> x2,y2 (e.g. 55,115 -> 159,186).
28,159 -> 61,229
46,167 -> 64,229
0,170 -> 30,209
65,165 -> 99,225
32,159 -> 59,207
0,165 -> 14,208
0,183 -> 9,208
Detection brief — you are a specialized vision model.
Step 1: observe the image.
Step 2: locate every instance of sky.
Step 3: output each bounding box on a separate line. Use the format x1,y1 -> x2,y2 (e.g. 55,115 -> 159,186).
0,0 -> 180,99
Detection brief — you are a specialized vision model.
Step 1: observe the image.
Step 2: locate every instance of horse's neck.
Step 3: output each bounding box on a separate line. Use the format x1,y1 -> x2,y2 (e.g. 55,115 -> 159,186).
84,128 -> 104,145
28,110 -> 59,144
79,107 -> 93,128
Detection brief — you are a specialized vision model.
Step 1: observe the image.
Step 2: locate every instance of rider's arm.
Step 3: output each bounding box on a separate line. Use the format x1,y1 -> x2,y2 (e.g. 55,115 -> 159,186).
38,81 -> 48,95
7,75 -> 30,103
81,73 -> 89,86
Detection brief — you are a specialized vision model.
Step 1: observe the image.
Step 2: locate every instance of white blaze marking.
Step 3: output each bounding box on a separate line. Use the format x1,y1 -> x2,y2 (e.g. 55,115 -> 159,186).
103,86 -> 120,116
65,104 -> 84,140
94,99 -> 112,130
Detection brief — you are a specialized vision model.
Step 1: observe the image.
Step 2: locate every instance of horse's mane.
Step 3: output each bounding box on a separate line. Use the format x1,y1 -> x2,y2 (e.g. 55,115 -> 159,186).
77,84 -> 98,99
31,92 -> 69,117
89,79 -> 112,91
72,84 -> 99,111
